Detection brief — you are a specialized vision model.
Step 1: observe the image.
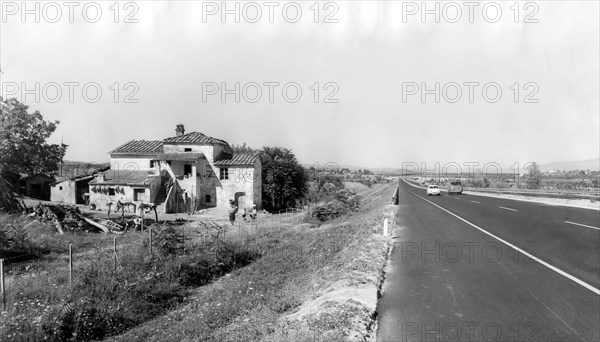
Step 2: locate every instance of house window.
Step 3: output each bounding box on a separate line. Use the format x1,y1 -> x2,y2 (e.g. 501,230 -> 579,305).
109,188 -> 115,196
59,186 -> 63,190
205,194 -> 211,203
184,148 -> 192,152
150,160 -> 155,168
220,168 -> 229,180
184,164 -> 192,176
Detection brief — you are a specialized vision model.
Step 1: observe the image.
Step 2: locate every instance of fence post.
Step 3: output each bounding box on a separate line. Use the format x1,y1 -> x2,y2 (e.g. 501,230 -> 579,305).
1,259 -> 5,312
149,227 -> 153,255
141,205 -> 145,232
113,237 -> 117,271
383,218 -> 388,236
69,244 -> 73,284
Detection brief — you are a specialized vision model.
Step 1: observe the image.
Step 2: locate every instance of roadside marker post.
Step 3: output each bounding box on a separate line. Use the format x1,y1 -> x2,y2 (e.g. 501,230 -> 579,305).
383,218 -> 389,236
1,259 -> 5,311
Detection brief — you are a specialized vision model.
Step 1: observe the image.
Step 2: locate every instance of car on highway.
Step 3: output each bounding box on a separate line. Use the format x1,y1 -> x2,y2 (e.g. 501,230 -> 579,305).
427,185 -> 441,196
448,180 -> 463,195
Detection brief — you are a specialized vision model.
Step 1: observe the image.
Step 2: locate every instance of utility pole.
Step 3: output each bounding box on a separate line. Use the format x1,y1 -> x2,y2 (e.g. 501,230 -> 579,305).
60,136 -> 64,177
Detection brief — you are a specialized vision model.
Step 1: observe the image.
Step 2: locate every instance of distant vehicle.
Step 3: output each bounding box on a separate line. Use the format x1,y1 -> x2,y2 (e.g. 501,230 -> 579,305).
427,185 -> 441,196
448,180 -> 463,195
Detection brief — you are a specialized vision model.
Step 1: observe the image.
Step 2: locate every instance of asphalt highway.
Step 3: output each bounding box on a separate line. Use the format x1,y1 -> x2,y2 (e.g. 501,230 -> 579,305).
376,180 -> 600,342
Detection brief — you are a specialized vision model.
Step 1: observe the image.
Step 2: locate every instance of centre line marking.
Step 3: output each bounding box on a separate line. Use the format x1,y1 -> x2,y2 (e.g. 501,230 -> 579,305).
471,200 -> 480,204
499,206 -> 518,212
406,189 -> 600,296
565,221 -> 600,231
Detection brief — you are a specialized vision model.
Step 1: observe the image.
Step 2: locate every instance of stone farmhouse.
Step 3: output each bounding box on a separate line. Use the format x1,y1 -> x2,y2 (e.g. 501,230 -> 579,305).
88,125 -> 261,213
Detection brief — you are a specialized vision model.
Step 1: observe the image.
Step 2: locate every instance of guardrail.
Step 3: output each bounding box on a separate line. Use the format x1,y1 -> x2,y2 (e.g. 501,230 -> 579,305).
464,187 -> 600,198
402,179 -> 600,198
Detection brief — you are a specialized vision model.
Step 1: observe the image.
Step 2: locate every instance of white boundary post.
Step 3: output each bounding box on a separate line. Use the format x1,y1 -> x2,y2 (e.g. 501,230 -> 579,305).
1,259 -> 5,311
383,218 -> 389,236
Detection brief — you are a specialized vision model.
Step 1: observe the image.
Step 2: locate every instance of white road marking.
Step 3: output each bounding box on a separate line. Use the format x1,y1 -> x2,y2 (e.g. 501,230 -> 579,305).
532,294 -> 582,338
470,200 -> 480,204
498,262 -> 516,279
564,221 -> 600,231
407,189 -> 600,296
499,206 -> 518,212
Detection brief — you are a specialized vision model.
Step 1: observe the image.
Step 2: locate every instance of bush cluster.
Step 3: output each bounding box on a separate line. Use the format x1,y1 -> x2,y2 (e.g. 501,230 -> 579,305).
1,229 -> 260,342
311,188 -> 361,222
0,220 -> 43,257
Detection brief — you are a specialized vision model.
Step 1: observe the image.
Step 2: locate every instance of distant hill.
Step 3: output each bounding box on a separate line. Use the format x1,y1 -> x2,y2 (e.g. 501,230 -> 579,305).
302,158 -> 600,175
538,158 -> 600,172
58,161 -> 110,178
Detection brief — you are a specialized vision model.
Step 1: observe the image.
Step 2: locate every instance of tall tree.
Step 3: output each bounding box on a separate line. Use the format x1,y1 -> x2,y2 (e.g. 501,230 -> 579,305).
525,162 -> 543,189
231,142 -> 256,154
0,97 -> 67,178
260,146 -> 308,211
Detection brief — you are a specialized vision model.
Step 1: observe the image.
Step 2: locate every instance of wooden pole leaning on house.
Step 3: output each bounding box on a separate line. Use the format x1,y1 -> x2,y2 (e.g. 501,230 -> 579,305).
1,259 -> 6,312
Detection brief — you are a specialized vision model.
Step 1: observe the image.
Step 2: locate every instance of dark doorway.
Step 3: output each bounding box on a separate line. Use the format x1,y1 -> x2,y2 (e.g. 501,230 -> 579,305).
75,179 -> 92,204
234,192 -> 246,208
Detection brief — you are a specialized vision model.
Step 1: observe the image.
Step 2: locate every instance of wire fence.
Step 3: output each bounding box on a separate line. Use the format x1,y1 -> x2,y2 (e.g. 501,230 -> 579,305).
0,208 -> 309,318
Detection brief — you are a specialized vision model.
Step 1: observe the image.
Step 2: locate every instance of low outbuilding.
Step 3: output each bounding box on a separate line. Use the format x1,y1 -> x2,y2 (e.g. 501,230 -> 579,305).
51,165 -> 110,204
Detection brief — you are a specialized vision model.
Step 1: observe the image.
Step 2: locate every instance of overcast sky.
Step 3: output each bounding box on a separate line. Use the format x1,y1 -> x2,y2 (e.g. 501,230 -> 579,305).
1,1 -> 598,170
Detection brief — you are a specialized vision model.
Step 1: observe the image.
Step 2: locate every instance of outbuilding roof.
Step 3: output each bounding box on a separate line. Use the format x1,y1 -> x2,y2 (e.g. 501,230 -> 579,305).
214,154 -> 259,166
89,169 -> 157,186
154,153 -> 205,161
109,140 -> 163,155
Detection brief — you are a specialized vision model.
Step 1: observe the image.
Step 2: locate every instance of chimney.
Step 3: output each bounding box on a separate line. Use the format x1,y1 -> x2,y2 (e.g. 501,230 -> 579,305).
176,124 -> 185,136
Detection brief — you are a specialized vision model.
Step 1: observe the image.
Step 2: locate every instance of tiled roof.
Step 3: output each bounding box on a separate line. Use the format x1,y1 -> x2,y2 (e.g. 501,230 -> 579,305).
52,164 -> 111,185
154,153 -> 205,161
89,169 -> 157,186
163,132 -> 229,145
214,154 -> 259,166
109,140 -> 163,155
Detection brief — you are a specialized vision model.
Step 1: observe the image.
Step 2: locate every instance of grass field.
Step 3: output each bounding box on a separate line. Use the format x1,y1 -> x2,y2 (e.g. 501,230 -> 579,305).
110,182 -> 397,342
1,182 -> 398,341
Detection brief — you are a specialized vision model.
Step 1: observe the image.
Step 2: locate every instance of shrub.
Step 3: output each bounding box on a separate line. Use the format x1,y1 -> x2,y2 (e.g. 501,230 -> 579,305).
153,225 -> 186,257
335,189 -> 360,212
310,188 -> 361,222
0,221 -> 42,257
311,201 -> 347,222
354,178 -> 373,188
6,235 -> 260,342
